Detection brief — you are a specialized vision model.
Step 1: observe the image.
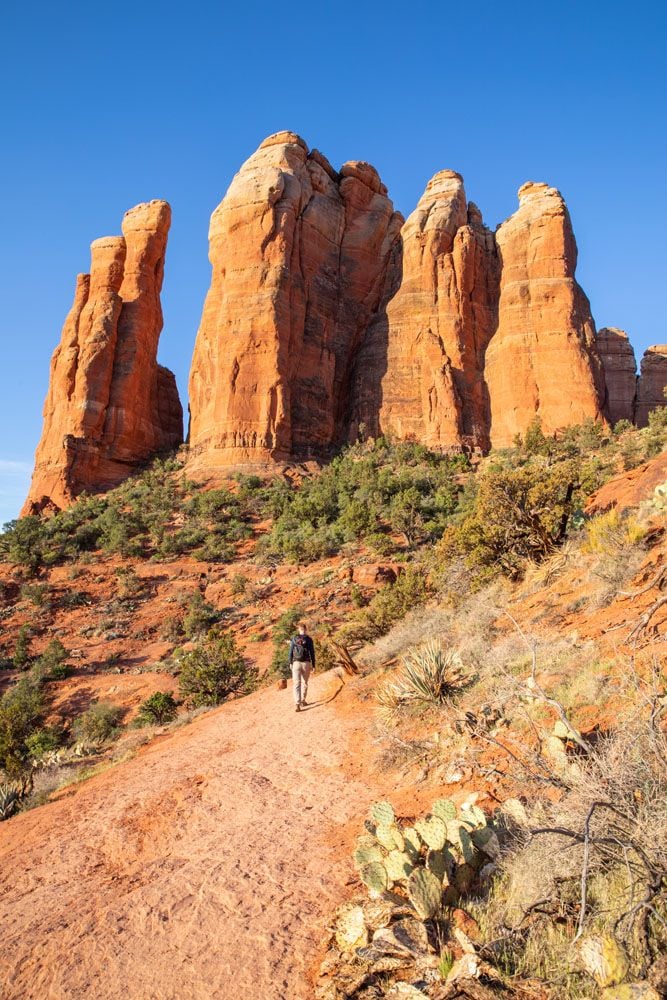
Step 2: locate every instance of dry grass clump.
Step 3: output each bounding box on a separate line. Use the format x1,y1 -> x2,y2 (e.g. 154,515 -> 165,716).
472,716 -> 667,997
583,509 -> 649,603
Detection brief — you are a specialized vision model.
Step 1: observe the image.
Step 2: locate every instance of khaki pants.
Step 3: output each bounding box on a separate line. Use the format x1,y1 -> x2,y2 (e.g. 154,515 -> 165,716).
291,661 -> 312,705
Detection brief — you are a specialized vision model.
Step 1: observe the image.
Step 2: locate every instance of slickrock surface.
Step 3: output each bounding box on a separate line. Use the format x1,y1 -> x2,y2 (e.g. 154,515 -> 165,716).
0,672 -> 377,1000
484,182 -> 606,447
22,201 -> 182,515
188,131 -> 402,470
635,345 -> 667,427
359,172 -> 499,451
596,327 -> 638,425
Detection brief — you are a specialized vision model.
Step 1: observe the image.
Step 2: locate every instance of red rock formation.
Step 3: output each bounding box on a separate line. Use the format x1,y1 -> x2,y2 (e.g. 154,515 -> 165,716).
635,345 -> 667,427
596,327 -> 638,425
484,182 -> 606,447
353,171 -> 499,450
187,132 -> 402,471
22,201 -> 182,515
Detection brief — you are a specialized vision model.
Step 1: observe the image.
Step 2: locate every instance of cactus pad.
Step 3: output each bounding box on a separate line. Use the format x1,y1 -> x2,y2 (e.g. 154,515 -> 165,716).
459,805 -> 486,828
370,800 -> 395,827
471,826 -> 500,859
415,815 -> 447,850
431,798 -> 457,822
335,903 -> 368,951
407,867 -> 442,920
354,844 -> 384,868
385,850 -> 414,883
403,826 -> 422,860
361,861 -> 389,895
375,824 -> 399,852
426,848 -> 451,884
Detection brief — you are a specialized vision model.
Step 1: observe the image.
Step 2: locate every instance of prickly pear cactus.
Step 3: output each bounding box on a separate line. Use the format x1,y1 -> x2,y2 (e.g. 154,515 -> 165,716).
426,848 -> 450,884
403,826 -> 422,860
385,850 -> 414,883
415,815 -> 447,850
375,824 -> 402,852
335,903 -> 368,951
407,867 -> 442,920
432,798 -> 457,822
459,804 -> 486,828
370,800 -> 395,827
361,861 -> 388,896
354,843 -> 384,868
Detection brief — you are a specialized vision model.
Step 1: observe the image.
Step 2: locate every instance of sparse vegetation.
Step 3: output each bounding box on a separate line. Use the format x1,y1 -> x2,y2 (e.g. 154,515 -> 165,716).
72,702 -> 124,745
178,629 -> 257,707
136,691 -> 178,726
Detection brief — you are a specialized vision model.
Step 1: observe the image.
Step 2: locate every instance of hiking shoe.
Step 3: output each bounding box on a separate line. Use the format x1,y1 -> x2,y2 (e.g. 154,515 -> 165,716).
301,700 -> 307,707
295,704 -> 301,712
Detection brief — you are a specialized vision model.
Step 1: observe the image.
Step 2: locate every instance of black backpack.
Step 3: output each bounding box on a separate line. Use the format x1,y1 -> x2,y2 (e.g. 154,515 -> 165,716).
292,635 -> 310,662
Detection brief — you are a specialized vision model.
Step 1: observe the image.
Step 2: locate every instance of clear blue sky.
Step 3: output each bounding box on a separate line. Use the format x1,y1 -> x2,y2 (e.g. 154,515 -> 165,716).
1,0 -> 665,523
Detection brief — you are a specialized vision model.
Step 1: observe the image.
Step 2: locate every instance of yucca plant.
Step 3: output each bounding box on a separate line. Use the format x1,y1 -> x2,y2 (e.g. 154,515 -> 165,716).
378,640 -> 471,713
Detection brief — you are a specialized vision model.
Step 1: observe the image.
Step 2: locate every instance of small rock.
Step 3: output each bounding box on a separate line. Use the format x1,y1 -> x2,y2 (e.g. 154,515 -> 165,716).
446,953 -> 481,982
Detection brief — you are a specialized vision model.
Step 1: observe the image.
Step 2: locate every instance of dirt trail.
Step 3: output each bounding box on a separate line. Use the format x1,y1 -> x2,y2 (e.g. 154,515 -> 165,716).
0,671 -> 378,999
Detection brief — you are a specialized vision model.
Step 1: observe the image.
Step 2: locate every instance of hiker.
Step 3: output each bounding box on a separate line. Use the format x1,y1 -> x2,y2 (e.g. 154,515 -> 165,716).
289,623 -> 315,712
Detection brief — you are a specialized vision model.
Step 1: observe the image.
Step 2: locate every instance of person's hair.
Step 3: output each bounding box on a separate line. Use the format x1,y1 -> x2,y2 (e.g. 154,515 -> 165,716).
298,623 -> 307,632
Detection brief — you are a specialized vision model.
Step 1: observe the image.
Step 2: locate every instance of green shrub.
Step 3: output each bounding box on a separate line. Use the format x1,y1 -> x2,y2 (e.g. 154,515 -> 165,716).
182,592 -> 220,639
25,725 -> 64,760
34,639 -> 71,680
441,460 -> 581,582
0,674 -> 44,776
20,582 -> 51,607
72,702 -> 123,745
13,626 -> 32,670
337,567 -> 430,645
136,691 -> 178,726
178,630 -> 257,707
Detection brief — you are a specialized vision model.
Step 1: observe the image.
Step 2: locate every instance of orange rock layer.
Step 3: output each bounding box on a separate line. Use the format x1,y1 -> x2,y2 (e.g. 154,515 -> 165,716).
188,138 -> 611,467
22,201 -> 183,515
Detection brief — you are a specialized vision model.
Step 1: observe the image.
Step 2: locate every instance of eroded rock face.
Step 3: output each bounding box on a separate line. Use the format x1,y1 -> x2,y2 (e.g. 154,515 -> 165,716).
636,345 -> 667,426
596,327 -> 638,425
22,201 -> 183,514
187,132 -> 403,470
354,172 -> 499,451
484,182 -> 606,447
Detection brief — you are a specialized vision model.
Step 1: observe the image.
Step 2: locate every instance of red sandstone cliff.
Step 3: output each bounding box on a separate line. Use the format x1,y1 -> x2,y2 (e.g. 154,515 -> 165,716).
187,132 -> 402,470
484,182 -> 606,448
22,201 -> 183,515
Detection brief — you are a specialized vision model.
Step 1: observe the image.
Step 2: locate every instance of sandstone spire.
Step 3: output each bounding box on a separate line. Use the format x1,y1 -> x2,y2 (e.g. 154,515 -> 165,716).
484,182 -> 606,447
596,327 -> 638,425
22,201 -> 183,515
354,171 -> 499,450
187,132 -> 403,471
636,345 -> 667,427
